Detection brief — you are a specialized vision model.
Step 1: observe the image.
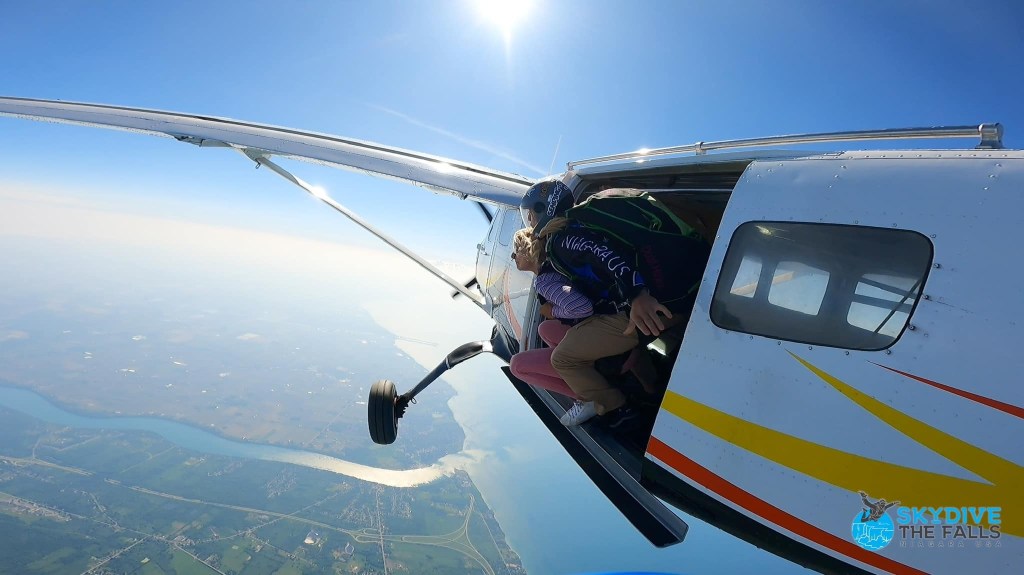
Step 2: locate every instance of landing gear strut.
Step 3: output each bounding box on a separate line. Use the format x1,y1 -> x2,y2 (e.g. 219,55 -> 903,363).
367,340 -> 494,445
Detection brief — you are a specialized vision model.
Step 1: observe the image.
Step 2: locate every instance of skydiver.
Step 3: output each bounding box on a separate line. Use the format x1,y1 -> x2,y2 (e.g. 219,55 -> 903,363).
519,180 -> 709,430
508,226 -> 600,425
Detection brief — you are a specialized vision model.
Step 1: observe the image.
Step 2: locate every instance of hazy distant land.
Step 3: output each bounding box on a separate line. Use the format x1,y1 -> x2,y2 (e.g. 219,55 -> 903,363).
0,407 -> 525,575
0,235 -> 464,469
0,217 -> 526,574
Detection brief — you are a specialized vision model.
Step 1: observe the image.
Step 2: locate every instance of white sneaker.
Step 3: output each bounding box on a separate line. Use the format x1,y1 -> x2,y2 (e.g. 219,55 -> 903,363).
560,401 -> 597,426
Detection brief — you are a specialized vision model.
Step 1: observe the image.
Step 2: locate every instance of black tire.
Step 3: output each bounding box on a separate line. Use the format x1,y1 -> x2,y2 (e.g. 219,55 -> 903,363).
368,379 -> 398,445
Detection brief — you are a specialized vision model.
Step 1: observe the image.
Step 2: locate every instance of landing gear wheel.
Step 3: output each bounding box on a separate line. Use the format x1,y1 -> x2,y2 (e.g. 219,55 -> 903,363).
368,379 -> 398,445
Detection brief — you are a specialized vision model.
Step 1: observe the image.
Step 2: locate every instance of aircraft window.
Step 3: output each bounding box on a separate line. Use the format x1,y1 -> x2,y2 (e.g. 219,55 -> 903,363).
767,261 -> 829,315
487,211 -> 502,244
711,222 -> 932,350
848,273 -> 920,338
729,256 -> 762,298
498,209 -> 520,247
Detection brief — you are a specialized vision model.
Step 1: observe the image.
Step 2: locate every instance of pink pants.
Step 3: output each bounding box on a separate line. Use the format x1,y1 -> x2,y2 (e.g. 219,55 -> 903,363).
509,320 -> 580,399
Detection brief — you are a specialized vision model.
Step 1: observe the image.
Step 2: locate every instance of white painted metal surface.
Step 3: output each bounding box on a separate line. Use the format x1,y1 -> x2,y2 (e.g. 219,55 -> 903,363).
0,96 -> 532,206
568,124 -> 1003,169
651,151 -> 1024,574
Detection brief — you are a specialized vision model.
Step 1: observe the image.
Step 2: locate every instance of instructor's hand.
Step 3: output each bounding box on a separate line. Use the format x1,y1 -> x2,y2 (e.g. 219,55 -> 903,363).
625,291 -> 672,337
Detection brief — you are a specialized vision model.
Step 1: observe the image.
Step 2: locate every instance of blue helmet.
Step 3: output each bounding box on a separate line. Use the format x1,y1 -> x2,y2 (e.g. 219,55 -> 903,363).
519,179 -> 574,231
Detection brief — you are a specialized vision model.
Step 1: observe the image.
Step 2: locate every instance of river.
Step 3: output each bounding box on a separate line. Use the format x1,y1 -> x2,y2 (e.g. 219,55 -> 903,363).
0,371 -> 805,575
0,384 -> 451,488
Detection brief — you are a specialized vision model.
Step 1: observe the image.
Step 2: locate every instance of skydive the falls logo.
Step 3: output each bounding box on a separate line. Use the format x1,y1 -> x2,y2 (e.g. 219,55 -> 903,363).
851,491 -> 1002,552
851,491 -> 897,550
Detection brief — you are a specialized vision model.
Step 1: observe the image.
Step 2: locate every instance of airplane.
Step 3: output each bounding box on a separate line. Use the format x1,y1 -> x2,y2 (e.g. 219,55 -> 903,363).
0,96 -> 1020,575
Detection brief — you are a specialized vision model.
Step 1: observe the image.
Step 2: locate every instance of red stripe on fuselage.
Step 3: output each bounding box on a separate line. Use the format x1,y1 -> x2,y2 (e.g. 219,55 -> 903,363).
647,436 -> 926,575
873,364 -> 1024,420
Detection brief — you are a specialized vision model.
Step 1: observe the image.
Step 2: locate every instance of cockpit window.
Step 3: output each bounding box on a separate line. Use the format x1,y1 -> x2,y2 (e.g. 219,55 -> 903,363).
711,222 -> 933,350
497,208 -> 521,247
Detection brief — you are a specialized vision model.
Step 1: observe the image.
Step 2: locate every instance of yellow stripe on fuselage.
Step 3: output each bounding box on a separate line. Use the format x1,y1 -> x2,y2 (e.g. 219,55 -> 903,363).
657,353 -> 1021,536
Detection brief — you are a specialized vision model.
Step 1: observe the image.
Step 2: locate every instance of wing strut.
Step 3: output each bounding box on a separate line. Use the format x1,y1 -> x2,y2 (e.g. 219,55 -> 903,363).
238,147 -> 486,308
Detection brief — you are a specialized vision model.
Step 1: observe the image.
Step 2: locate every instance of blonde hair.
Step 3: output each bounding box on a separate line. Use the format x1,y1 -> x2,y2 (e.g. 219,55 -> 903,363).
537,217 -> 569,238
513,227 -> 545,268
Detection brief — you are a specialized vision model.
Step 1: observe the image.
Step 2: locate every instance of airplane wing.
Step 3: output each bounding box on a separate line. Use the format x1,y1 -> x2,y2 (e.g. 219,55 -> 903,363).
0,96 -> 533,207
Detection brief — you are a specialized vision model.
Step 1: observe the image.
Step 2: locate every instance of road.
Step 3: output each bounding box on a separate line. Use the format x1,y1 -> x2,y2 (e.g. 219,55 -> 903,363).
2,452 -> 499,575
350,494 -> 495,575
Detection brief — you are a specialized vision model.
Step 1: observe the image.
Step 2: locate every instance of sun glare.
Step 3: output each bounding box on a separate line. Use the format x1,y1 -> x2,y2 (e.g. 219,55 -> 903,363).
475,0 -> 533,41
309,185 -> 330,200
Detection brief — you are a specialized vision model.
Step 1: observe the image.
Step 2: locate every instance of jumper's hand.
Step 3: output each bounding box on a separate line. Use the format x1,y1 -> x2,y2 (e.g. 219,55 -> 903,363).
540,302 -> 555,320
625,291 -> 672,337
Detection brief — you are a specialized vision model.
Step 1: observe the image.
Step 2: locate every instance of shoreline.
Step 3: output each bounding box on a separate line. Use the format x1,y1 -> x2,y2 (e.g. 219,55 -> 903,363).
0,380 -> 463,475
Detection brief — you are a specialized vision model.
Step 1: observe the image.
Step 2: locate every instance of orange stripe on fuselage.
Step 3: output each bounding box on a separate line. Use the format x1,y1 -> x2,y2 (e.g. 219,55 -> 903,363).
646,436 -> 926,575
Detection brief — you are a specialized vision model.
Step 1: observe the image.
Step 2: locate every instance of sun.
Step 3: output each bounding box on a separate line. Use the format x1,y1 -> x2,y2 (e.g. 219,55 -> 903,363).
474,0 -> 533,42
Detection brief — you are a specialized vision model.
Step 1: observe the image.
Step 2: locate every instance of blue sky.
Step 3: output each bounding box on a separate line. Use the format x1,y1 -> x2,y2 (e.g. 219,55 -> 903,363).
1,2 -> 1023,573
2,1 -> 1022,262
